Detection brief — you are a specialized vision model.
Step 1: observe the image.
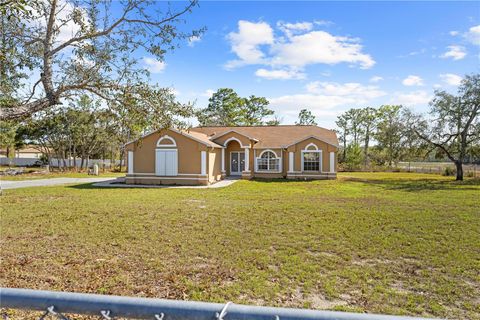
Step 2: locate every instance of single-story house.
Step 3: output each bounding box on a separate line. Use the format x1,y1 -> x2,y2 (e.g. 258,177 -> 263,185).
124,125 -> 339,185
0,145 -> 47,159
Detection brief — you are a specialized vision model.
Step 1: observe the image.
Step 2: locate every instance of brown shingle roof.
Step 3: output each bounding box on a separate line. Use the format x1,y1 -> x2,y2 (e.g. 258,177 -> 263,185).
191,125 -> 339,149
124,128 -> 224,148
183,130 -> 224,148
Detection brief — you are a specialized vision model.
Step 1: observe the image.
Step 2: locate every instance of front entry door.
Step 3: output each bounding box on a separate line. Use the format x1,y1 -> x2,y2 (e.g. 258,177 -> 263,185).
230,152 -> 245,175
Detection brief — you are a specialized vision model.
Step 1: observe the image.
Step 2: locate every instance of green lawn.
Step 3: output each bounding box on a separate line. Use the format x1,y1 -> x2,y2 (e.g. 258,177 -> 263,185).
1,172 -> 479,319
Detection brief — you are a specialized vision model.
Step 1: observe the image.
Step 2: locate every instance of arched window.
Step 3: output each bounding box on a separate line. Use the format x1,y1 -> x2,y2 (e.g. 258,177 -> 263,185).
157,135 -> 176,147
305,143 -> 318,150
256,150 -> 280,172
261,151 -> 276,160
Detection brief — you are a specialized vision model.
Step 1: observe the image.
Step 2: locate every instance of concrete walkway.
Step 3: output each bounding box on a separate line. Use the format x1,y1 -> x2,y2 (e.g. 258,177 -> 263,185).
1,177 -> 239,190
92,178 -> 239,189
0,177 -> 114,190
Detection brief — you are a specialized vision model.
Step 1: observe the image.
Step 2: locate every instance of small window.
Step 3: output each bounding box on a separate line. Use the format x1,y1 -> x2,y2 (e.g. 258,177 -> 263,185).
303,152 -> 320,171
256,151 -> 280,172
157,135 -> 176,147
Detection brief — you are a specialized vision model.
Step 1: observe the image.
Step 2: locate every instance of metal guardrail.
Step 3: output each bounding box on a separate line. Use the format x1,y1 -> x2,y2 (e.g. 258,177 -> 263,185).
0,288 -> 438,320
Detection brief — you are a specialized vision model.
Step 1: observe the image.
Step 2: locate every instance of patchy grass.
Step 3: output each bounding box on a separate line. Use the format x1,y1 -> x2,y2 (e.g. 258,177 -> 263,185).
0,171 -> 124,181
1,172 -> 479,319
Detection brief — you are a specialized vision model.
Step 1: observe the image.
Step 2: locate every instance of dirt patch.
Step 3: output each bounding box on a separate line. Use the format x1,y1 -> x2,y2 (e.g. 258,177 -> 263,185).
390,280 -> 414,295
307,293 -> 348,309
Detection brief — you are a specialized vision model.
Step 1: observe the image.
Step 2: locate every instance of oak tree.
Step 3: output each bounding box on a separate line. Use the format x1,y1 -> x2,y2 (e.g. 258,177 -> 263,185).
0,0 -> 202,120
411,74 -> 479,180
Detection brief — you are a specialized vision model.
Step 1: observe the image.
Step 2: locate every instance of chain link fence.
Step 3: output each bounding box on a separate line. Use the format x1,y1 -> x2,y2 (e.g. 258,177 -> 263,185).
0,288 -> 439,320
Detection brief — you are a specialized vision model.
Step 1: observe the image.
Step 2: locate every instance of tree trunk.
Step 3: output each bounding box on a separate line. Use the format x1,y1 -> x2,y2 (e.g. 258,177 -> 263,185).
62,150 -> 67,171
119,150 -> 124,172
455,161 -> 463,181
73,147 -> 77,172
363,134 -> 369,167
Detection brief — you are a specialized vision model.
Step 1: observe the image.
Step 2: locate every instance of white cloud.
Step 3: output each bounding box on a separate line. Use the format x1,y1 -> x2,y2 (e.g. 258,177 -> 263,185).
73,55 -> 94,67
393,91 -> 431,106
440,45 -> 467,60
402,75 -> 424,86
314,20 -> 333,26
143,57 -> 166,73
188,35 -> 202,47
405,48 -> 426,57
268,81 -> 385,118
225,20 -> 274,69
27,0 -> 88,45
201,89 -> 215,98
225,20 -> 375,76
277,21 -> 313,37
169,88 -> 180,96
440,73 -> 463,86
268,94 -> 354,115
255,68 -> 306,80
369,76 -> 383,83
464,25 -> 480,45
305,81 -> 386,99
449,31 -> 459,36
270,31 -> 375,69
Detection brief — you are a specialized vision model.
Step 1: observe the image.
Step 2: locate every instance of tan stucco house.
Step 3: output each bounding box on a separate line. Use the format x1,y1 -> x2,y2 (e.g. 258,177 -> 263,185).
124,125 -> 339,185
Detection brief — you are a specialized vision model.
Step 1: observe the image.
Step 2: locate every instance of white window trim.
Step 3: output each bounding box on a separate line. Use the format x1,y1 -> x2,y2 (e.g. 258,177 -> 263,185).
255,149 -> 282,173
156,135 -> 177,147
223,136 -> 250,148
301,150 -> 322,172
305,142 -> 318,150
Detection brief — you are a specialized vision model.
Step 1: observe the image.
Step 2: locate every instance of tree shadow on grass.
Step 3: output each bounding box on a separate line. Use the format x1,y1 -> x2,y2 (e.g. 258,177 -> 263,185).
342,176 -> 480,192
67,182 -> 176,190
67,183 -> 121,190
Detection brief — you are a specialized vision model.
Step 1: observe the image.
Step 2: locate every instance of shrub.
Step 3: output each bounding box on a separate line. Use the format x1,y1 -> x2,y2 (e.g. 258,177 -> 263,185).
442,167 -> 456,176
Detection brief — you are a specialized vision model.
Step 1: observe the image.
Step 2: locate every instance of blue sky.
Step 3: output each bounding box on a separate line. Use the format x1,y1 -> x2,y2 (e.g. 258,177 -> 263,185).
139,2 -> 478,129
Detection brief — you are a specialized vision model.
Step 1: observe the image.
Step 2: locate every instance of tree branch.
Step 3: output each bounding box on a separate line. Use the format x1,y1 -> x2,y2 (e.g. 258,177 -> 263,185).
0,98 -> 51,120
413,128 -> 457,163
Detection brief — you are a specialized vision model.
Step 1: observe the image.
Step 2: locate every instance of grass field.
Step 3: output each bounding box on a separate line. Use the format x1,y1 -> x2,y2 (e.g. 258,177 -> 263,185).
1,172 -> 479,319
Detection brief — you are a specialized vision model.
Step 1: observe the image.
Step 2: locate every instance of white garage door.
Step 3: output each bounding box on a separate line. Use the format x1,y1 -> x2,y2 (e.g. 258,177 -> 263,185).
155,149 -> 178,176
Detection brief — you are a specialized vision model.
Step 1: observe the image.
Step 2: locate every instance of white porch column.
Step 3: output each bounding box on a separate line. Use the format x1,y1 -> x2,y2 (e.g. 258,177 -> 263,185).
201,151 -> 207,175
244,148 -> 249,171
288,152 -> 294,172
329,151 -> 335,173
127,151 -> 134,174
221,148 -> 225,172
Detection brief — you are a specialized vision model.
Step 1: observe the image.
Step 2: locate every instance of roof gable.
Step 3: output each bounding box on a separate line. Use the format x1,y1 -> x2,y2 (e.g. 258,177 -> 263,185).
125,128 -> 224,148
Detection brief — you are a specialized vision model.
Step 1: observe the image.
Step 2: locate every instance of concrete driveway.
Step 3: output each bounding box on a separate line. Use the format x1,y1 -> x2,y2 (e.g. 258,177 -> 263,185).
0,177 -> 115,190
